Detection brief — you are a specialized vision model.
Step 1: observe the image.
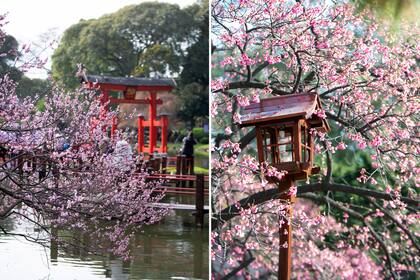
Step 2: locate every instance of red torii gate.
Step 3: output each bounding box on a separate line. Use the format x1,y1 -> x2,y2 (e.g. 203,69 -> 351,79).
81,75 -> 176,154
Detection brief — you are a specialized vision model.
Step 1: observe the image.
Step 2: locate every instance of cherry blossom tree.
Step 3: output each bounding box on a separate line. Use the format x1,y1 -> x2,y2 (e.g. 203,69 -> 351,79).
0,15 -> 167,259
211,1 -> 418,279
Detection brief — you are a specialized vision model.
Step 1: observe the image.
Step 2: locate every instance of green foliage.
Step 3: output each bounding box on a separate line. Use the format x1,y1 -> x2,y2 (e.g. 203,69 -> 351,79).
176,83 -> 209,127
175,0 -> 209,125
51,1 -> 209,126
199,135 -> 209,145
0,34 -> 22,81
355,0 -> 415,17
133,44 -> 178,76
192,127 -> 209,144
52,18 -> 135,89
180,0 -> 209,86
15,76 -> 52,98
166,165 -> 208,174
195,143 -> 209,157
180,36 -> 209,86
36,97 -> 46,112
52,2 -> 201,90
192,127 -> 206,140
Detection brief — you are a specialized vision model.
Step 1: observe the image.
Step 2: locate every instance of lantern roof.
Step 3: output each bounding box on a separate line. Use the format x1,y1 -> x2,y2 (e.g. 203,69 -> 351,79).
239,92 -> 329,131
81,75 -> 176,88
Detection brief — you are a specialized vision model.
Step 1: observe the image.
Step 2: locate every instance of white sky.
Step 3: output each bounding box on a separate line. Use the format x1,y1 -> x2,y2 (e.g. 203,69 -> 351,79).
1,0 -> 197,78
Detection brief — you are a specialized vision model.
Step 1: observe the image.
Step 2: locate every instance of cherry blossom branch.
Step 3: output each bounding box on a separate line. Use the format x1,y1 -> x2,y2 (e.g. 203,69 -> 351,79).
221,252 -> 255,280
364,221 -> 398,279
0,199 -> 21,217
212,182 -> 418,229
371,200 -> 420,253
299,193 -> 398,279
322,142 -> 332,184
291,48 -> 302,94
213,81 -> 290,95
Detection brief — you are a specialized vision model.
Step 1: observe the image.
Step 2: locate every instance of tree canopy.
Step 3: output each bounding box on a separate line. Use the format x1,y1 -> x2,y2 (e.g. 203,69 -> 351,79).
0,34 -> 22,82
51,2 -> 202,90
176,0 -> 209,126
0,32 -> 51,99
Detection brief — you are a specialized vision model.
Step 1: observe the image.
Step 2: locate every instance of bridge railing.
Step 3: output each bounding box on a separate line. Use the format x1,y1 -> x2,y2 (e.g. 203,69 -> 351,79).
145,173 -> 209,227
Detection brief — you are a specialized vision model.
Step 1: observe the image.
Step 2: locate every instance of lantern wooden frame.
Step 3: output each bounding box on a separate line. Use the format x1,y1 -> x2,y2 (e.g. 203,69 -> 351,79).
239,92 -> 330,280
240,93 -> 329,182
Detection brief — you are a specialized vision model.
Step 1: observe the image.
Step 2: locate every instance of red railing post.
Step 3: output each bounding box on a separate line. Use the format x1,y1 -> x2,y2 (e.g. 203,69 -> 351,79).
111,115 -> 118,139
195,174 -> 204,228
161,115 -> 168,153
137,114 -> 144,153
189,156 -> 195,187
149,91 -> 157,154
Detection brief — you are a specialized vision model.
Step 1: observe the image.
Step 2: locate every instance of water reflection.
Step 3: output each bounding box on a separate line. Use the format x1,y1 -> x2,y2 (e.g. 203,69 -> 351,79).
195,154 -> 209,169
0,196 -> 208,280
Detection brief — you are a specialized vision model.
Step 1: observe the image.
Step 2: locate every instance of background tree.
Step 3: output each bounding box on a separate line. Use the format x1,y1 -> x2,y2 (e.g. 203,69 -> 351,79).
177,0 -> 209,127
0,32 -> 52,100
51,2 -> 199,90
0,34 -> 22,81
355,0 -> 420,22
15,76 -> 52,99
211,0 -> 418,279
51,1 -> 209,128
177,83 -> 209,128
51,18 -> 135,89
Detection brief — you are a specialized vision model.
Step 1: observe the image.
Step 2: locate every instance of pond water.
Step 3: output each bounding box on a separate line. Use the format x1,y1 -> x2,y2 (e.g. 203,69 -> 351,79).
195,154 -> 209,169
0,196 -> 209,280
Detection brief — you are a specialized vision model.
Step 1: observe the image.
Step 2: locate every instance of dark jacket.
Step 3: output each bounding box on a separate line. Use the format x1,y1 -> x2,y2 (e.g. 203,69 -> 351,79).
181,135 -> 197,156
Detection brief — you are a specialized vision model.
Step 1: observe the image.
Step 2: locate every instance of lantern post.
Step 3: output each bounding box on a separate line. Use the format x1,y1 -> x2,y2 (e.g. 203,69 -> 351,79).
148,91 -> 157,154
240,93 -> 330,280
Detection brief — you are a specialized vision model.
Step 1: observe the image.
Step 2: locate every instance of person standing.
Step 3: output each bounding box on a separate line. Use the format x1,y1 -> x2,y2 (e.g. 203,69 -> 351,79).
180,131 -> 197,157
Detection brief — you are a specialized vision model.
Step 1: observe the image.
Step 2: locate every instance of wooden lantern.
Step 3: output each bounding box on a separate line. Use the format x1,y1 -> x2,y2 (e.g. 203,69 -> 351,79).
240,93 -> 330,280
240,93 -> 330,182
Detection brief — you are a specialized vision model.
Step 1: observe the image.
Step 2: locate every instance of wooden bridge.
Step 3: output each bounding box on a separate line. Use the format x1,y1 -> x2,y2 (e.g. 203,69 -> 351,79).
151,202 -> 209,211
146,173 -> 209,227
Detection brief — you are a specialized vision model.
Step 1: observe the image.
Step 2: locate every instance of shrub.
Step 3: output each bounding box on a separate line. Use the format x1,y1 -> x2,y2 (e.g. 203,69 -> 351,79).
192,127 -> 205,140
199,136 -> 209,144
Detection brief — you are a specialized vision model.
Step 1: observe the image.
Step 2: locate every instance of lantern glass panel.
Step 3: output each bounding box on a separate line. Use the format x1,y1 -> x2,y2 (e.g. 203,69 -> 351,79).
300,125 -> 311,163
278,128 -> 293,163
262,128 -> 278,163
260,125 -> 294,164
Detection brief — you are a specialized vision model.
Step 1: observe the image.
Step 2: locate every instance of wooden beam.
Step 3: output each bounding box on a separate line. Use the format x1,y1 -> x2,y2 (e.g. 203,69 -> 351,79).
108,98 -> 163,105
84,83 -> 173,92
